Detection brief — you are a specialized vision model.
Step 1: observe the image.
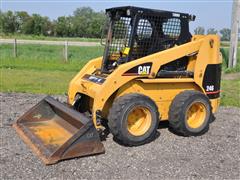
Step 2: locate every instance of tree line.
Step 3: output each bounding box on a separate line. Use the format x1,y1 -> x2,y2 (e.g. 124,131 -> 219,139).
194,26 -> 232,41
0,7 -> 234,40
0,7 -> 105,38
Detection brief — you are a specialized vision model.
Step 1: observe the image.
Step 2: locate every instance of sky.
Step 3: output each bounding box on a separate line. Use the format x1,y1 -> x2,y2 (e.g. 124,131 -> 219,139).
1,0 -> 234,33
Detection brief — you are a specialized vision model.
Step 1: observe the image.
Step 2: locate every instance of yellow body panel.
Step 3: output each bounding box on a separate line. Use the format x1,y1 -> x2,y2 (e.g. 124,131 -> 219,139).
115,80 -> 201,120
68,35 -> 221,128
68,57 -> 102,102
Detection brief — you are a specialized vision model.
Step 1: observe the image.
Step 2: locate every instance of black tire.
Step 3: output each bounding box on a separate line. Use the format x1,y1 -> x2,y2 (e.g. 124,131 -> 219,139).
108,93 -> 159,146
169,90 -> 212,136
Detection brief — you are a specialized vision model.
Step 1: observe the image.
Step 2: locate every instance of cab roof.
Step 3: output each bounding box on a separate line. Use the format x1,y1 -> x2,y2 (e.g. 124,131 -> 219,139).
106,6 -> 195,21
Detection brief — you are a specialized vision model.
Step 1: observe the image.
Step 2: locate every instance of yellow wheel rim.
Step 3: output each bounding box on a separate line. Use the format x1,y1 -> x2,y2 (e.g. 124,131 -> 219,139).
127,106 -> 152,136
186,102 -> 207,129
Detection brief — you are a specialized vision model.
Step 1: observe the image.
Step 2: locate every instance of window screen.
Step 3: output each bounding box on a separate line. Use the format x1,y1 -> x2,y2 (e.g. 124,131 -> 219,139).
137,19 -> 153,39
108,17 -> 132,54
131,15 -> 181,60
162,18 -> 181,38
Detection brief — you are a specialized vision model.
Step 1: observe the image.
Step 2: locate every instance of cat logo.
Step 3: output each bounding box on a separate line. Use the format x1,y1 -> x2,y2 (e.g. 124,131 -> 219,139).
122,63 -> 152,76
138,66 -> 151,75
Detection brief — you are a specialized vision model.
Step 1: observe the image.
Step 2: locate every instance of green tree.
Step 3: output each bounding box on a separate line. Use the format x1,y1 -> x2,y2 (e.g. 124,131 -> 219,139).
1,11 -> 17,34
194,26 -> 205,35
0,7 -> 106,38
22,17 -> 34,34
43,17 -> 53,36
72,7 -> 105,38
19,14 -> 52,35
29,14 -> 51,35
87,11 -> 105,38
219,28 -> 231,41
0,11 -> 4,33
72,7 -> 93,37
55,16 -> 73,37
15,11 -> 30,33
207,28 -> 218,34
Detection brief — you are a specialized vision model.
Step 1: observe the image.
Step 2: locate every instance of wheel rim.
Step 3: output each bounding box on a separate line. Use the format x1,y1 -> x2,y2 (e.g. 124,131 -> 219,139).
127,106 -> 152,136
186,102 -> 207,129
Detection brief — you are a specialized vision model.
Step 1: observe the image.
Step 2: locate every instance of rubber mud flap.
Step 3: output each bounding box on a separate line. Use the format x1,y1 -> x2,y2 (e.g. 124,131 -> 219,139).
13,96 -> 105,165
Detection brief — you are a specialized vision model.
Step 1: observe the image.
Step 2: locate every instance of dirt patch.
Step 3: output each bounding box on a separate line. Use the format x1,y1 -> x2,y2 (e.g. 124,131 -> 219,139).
0,92 -> 239,179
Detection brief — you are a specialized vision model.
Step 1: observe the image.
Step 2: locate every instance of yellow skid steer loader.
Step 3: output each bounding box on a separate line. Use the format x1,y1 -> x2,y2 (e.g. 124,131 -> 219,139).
14,6 -> 222,165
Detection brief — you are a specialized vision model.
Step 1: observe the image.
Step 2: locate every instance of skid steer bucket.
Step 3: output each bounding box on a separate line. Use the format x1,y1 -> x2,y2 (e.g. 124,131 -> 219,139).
13,96 -> 105,165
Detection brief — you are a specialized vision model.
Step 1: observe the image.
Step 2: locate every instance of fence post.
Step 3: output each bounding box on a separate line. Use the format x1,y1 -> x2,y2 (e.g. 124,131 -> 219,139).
13,39 -> 17,57
64,40 -> 68,62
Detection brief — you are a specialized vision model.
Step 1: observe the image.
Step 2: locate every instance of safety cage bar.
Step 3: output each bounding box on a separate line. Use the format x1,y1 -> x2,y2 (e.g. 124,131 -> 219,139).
101,6 -> 195,73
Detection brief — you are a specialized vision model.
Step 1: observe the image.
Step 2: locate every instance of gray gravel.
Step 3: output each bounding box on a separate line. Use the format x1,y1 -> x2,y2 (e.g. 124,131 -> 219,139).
0,92 -> 240,179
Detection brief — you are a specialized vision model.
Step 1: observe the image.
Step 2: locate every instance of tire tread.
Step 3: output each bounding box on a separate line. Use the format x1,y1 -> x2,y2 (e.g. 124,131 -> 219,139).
169,90 -> 212,136
108,93 -> 159,146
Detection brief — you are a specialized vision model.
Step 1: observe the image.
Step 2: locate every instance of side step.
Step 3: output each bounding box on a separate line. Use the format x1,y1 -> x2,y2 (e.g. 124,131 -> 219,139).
13,96 -> 105,165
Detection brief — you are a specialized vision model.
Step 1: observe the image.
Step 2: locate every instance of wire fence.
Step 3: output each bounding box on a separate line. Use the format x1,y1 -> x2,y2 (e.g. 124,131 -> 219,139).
0,38 -> 101,62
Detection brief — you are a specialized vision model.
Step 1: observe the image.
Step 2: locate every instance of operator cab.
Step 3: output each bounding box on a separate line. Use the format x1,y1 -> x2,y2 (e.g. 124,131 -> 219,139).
101,6 -> 195,73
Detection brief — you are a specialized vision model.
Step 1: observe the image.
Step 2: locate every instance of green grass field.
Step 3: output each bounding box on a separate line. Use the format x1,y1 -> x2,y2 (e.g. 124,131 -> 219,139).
0,44 -> 103,94
0,44 -> 239,107
0,44 -> 103,71
1,68 -> 75,94
221,79 -> 240,107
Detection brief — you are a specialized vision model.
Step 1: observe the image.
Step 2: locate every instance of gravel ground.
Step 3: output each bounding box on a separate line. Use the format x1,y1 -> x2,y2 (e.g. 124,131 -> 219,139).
0,92 -> 239,179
